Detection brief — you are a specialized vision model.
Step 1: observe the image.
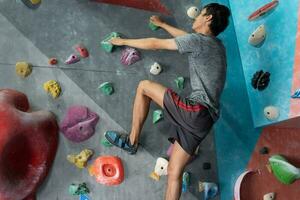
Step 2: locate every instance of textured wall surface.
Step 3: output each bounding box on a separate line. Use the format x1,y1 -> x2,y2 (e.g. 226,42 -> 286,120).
229,0 -> 299,127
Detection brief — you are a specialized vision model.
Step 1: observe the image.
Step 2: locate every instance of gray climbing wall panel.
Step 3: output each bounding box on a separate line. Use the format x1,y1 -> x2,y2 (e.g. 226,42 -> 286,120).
0,0 -> 218,199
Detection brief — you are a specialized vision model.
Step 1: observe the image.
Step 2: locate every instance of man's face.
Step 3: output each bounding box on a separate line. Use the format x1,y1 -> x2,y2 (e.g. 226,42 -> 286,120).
192,8 -> 212,31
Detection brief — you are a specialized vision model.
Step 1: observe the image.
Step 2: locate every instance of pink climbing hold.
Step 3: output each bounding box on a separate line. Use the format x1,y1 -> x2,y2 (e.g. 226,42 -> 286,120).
120,47 -> 141,66
60,105 -> 99,143
65,54 -> 80,64
75,44 -> 89,58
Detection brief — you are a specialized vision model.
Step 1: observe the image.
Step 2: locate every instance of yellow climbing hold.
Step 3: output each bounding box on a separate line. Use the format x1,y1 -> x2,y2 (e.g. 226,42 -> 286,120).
67,149 -> 94,169
43,80 -> 61,99
30,0 -> 41,4
15,61 -> 32,78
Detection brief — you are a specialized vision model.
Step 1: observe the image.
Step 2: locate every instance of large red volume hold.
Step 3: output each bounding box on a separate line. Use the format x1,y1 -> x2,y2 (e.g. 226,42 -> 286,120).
0,89 -> 59,200
94,0 -> 171,15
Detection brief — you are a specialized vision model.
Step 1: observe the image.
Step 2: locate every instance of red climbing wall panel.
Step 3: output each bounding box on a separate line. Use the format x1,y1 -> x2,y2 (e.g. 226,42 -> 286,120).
240,126 -> 300,199
93,0 -> 171,15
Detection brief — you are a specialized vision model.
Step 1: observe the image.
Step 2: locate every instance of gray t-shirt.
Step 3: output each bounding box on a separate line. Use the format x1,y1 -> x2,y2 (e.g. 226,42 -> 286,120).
175,33 -> 227,121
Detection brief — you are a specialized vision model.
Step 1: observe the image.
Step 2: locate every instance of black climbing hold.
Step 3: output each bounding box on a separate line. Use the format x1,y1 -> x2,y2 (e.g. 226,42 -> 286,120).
251,70 -> 271,91
203,162 -> 211,170
259,147 -> 269,155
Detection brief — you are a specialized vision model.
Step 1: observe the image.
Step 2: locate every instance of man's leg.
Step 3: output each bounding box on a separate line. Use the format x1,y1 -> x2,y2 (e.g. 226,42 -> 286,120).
165,141 -> 191,200
129,80 -> 167,145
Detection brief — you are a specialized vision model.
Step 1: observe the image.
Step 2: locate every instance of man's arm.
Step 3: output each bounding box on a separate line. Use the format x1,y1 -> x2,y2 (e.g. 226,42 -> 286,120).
150,16 -> 188,37
110,37 -> 178,51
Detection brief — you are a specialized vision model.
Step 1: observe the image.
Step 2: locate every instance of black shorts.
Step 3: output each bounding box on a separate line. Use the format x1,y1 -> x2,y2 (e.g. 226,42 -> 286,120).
163,88 -> 214,156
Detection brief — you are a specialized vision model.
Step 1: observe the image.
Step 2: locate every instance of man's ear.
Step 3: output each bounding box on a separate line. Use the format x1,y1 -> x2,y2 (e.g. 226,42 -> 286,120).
205,14 -> 213,22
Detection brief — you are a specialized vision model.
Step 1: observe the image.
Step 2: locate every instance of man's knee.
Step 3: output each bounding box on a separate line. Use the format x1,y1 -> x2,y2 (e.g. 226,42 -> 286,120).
137,80 -> 153,94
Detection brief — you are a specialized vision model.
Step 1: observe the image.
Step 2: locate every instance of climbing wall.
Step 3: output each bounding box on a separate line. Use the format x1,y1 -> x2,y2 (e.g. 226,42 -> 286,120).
229,0 -> 300,127
0,0 -> 218,199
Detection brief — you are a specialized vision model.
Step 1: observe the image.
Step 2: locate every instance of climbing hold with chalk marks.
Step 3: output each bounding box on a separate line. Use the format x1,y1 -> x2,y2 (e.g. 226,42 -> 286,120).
43,80 -> 61,99
101,32 -> 120,53
16,61 -> 32,78
175,77 -> 185,89
153,109 -> 163,124
150,62 -> 162,75
65,54 -> 80,65
98,82 -> 114,96
75,44 -> 89,58
120,47 -> 141,65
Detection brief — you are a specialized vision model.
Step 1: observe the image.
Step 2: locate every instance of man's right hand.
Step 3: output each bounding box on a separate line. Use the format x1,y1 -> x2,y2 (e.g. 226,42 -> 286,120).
150,15 -> 164,27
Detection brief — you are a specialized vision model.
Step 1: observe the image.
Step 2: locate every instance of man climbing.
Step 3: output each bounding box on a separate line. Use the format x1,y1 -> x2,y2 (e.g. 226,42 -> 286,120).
105,3 -> 230,200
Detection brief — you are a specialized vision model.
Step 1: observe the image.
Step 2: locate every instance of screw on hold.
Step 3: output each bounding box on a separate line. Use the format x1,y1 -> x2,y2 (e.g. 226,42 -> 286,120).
175,77 -> 185,90
149,22 -> 159,31
153,109 -> 163,124
259,147 -> 269,155
251,70 -> 270,91
101,32 -> 120,53
101,137 -> 113,147
98,82 -> 114,96
292,89 -> 300,98
203,162 -> 211,170
182,172 -> 190,192
68,183 -> 90,196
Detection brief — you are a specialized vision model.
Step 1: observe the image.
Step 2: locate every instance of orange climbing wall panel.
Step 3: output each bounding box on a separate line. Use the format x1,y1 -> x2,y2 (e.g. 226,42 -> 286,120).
239,126 -> 300,199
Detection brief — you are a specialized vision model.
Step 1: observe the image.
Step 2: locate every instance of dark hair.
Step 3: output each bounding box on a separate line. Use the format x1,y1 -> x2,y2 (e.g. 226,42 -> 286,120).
203,3 -> 231,36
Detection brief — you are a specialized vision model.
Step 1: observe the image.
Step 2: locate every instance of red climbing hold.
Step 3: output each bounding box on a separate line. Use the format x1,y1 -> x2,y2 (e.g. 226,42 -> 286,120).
0,89 -> 58,200
75,44 -> 89,58
89,156 -> 124,186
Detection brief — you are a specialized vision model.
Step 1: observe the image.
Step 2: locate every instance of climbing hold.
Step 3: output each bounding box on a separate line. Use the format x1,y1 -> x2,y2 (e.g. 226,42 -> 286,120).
16,61 -> 32,78
251,70 -> 270,91
65,54 -> 80,64
291,89 -> 300,98
21,0 -> 41,9
68,183 -> 90,196
67,149 -> 94,169
150,62 -> 162,75
203,162 -> 211,170
234,170 -> 256,200
264,192 -> 276,200
75,44 -> 89,58
43,80 -> 61,99
0,89 -> 58,200
60,105 -> 99,143
264,106 -> 279,121
248,25 -> 266,46
153,109 -> 163,124
49,58 -> 58,65
259,146 -> 269,155
182,172 -> 190,193
98,82 -> 114,96
120,47 -> 141,65
80,194 -> 90,200
198,182 -> 218,200
149,22 -> 159,31
88,156 -> 124,186
187,6 -> 200,19
101,32 -> 120,53
175,76 -> 185,89
248,0 -> 279,21
149,157 -> 169,181
269,154 -> 300,185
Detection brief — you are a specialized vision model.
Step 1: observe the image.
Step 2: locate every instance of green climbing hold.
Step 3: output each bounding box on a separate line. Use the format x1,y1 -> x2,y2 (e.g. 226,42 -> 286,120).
149,22 -> 159,31
101,32 -> 120,53
98,82 -> 114,96
68,183 -> 90,196
101,137 -> 113,147
153,109 -> 163,124
269,154 -> 300,185
175,77 -> 185,89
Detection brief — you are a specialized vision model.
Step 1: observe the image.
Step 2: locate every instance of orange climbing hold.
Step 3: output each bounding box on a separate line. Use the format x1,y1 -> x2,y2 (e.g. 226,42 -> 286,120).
49,58 -> 58,65
88,156 -> 124,186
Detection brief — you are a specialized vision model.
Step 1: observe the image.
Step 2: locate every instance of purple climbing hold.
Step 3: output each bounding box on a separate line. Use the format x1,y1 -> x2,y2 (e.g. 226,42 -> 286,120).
120,47 -> 141,66
65,54 -> 80,64
60,105 -> 99,143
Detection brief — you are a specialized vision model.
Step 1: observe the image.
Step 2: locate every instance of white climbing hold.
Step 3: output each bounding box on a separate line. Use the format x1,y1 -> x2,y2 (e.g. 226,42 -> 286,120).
150,62 -> 162,75
248,25 -> 266,46
187,6 -> 200,19
264,106 -> 280,121
264,192 -> 276,200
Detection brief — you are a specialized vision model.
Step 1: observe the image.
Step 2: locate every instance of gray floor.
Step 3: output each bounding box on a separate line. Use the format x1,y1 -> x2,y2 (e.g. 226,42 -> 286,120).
0,0 -> 218,199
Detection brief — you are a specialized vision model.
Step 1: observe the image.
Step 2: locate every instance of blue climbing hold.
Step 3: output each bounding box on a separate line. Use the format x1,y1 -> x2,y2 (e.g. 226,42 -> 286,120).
80,194 -> 90,200
291,89 -> 300,98
199,182 -> 218,200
